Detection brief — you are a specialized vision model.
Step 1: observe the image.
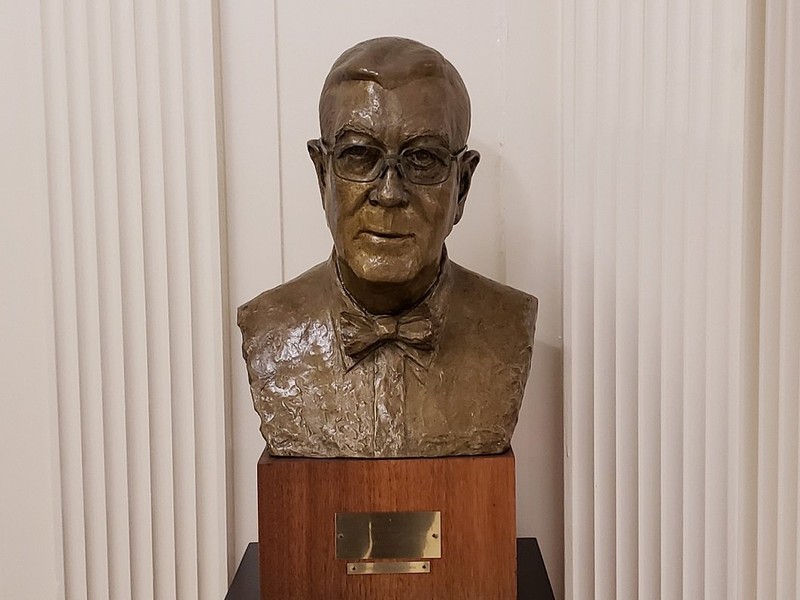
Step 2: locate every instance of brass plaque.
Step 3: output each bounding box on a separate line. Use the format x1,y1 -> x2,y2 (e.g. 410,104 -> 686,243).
347,561 -> 431,575
335,511 -> 441,559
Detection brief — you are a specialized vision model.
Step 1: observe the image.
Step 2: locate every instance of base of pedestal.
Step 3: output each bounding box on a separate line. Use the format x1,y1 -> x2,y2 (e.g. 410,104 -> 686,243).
225,540 -> 556,600
257,448 -> 518,600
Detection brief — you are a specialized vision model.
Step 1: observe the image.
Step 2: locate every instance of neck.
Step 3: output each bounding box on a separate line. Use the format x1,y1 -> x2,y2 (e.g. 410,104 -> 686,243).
337,258 -> 440,315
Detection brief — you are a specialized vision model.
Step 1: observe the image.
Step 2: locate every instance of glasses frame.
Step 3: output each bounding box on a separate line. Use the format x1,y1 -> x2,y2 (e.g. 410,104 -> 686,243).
319,139 -> 467,186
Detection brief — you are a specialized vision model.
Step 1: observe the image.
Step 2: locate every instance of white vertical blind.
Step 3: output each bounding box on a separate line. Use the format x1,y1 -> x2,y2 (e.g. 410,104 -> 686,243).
757,0 -> 800,598
0,2 -> 65,598
564,0 -> 800,598
39,0 -> 229,598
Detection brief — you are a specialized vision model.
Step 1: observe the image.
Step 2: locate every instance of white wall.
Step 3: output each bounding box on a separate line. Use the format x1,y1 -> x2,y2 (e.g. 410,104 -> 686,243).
219,0 -> 565,597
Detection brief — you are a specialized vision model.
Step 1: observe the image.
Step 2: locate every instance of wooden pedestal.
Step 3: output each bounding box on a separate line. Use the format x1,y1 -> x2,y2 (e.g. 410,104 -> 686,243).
257,449 -> 517,600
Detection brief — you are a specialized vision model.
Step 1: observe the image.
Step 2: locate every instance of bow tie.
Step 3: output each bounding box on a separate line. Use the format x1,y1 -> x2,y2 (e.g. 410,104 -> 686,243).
340,306 -> 436,361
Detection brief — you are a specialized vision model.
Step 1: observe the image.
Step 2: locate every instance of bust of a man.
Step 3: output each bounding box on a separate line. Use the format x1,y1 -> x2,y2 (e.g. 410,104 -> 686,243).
238,37 -> 537,458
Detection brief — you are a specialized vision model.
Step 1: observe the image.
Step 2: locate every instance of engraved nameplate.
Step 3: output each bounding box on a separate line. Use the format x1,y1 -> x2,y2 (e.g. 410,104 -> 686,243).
335,511 -> 442,559
346,561 -> 431,575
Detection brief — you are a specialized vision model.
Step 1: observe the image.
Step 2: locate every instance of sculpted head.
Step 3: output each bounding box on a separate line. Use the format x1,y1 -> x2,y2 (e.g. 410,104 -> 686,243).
308,37 -> 480,312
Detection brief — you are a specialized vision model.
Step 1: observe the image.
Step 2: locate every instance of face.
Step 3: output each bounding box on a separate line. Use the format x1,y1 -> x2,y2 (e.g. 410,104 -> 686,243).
309,78 -> 480,285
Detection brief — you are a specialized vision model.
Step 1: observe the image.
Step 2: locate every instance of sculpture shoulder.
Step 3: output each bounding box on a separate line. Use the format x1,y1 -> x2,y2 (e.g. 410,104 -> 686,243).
448,261 -> 538,339
237,261 -> 331,341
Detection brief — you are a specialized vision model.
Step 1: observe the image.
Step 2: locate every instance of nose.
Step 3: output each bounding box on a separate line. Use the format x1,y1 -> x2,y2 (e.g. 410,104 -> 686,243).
370,162 -> 407,207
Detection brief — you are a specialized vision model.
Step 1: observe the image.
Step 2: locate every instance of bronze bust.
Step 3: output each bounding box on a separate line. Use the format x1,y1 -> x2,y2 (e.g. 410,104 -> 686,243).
238,37 -> 537,458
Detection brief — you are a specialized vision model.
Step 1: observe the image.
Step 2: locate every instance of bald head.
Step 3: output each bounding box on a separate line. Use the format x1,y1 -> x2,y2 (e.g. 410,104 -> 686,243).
319,37 -> 471,148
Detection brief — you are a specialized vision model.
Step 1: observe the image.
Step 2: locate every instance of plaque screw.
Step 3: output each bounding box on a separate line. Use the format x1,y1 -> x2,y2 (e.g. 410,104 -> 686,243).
432,533 -> 439,539
338,533 -> 344,539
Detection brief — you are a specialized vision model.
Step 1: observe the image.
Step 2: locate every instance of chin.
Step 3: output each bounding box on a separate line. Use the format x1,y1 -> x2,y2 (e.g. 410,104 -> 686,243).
346,253 -> 423,285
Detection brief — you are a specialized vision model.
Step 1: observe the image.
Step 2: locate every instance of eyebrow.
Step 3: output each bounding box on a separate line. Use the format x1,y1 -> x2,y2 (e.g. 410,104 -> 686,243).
334,127 -> 450,149
333,125 -> 377,142
402,133 -> 451,148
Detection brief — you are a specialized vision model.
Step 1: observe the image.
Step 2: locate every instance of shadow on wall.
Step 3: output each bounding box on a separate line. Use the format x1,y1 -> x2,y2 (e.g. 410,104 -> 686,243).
517,338 -> 565,599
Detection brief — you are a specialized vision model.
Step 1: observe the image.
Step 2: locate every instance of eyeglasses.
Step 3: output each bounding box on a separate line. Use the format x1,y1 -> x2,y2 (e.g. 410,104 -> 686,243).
320,140 -> 466,186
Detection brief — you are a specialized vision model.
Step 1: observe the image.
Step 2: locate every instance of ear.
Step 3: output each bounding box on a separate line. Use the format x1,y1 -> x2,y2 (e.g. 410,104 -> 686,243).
453,149 -> 480,225
307,139 -> 328,205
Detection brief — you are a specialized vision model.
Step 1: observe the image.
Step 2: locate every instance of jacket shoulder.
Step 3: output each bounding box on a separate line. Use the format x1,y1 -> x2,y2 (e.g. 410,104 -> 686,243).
237,261 -> 330,339
449,262 -> 538,336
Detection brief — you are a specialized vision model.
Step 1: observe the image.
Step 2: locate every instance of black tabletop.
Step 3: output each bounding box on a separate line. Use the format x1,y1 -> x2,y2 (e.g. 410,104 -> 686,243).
225,538 -> 555,600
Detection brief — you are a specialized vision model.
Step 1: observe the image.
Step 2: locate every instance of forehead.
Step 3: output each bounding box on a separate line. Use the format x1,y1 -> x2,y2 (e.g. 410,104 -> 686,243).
322,78 -> 465,146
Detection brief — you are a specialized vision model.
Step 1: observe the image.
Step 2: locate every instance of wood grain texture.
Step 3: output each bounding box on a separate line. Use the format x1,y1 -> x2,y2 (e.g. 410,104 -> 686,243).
258,448 -> 517,599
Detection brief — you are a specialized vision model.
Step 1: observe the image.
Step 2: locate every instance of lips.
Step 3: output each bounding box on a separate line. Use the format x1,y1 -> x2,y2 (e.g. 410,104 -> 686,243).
358,229 -> 414,240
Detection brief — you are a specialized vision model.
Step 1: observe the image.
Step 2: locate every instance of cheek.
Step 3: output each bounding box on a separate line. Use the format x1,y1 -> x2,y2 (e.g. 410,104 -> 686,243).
325,181 -> 368,231
416,189 -> 458,238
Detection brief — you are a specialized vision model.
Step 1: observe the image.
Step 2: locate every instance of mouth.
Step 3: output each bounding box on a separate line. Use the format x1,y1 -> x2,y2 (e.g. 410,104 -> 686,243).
358,229 -> 414,241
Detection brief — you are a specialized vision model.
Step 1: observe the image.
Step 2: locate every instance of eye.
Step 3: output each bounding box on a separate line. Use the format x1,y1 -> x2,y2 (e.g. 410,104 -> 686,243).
333,144 -> 383,180
404,148 -> 446,170
336,144 -> 381,165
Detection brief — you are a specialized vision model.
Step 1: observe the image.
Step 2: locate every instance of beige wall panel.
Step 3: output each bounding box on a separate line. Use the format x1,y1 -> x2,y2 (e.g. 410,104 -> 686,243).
218,0 -> 284,570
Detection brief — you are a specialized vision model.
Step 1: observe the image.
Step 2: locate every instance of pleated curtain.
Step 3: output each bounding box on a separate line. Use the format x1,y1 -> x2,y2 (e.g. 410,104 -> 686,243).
563,0 -> 800,597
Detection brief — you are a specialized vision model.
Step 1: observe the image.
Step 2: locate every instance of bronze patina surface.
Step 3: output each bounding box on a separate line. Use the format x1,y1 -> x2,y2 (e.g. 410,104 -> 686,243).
238,37 -> 537,458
